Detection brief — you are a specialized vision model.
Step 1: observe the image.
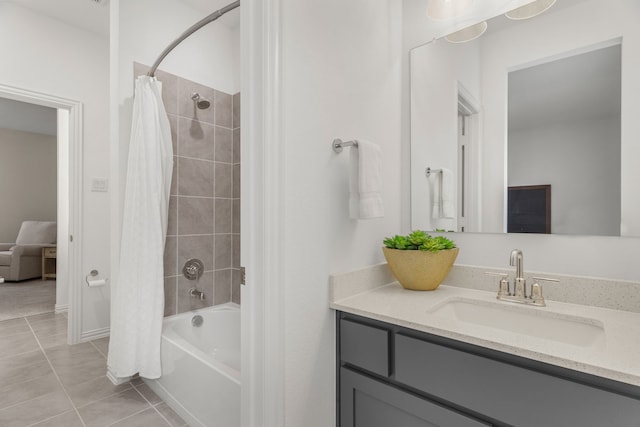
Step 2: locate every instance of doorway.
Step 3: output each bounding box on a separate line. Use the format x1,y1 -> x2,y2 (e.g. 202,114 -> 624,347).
0,98 -> 57,320
457,83 -> 481,233
0,83 -> 83,343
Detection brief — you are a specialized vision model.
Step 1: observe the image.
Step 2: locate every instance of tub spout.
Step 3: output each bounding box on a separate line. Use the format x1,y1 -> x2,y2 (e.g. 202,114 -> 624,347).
189,288 -> 205,300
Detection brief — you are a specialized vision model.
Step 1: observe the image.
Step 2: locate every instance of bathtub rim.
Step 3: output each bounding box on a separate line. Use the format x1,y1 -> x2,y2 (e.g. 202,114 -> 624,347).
162,302 -> 241,385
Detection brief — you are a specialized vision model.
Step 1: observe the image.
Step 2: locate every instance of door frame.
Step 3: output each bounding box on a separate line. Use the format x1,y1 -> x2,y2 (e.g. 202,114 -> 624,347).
457,83 -> 481,233
0,83 -> 83,344
241,0 -> 286,425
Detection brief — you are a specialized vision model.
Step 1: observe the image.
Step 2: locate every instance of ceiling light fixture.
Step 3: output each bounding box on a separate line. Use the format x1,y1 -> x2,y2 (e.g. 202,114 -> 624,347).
445,21 -> 488,43
427,0 -> 474,21
505,0 -> 556,20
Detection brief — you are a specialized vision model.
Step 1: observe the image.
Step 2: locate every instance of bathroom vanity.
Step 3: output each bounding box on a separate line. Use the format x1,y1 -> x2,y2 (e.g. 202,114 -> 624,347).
337,312 -> 640,427
331,264 -> 640,427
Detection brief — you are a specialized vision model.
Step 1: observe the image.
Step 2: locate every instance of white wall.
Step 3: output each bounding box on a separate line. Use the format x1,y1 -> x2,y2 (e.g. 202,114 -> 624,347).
509,116 -> 620,236
279,0 -> 402,424
0,3 -> 110,334
0,128 -> 57,242
116,0 -> 239,96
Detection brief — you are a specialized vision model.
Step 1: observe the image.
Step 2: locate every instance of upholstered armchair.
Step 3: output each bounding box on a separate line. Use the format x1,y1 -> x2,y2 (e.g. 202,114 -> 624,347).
0,221 -> 57,282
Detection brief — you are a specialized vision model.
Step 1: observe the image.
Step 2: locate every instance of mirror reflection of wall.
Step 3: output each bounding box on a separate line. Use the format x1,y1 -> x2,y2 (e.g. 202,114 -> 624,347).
507,44 -> 621,236
410,0 -> 639,237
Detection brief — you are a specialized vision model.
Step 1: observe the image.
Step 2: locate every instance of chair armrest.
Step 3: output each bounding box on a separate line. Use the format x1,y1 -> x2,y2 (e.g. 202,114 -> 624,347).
0,243 -> 15,251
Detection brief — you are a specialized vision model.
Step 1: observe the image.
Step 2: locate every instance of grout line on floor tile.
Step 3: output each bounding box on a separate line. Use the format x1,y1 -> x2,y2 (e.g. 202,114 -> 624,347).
16,309 -> 56,321
0,372 -> 58,412
104,406 -> 166,427
26,319 -> 66,331
0,387 -> 55,413
131,382 -> 174,427
152,402 -> 189,427
89,340 -> 108,359
0,319 -> 30,336
0,346 -> 45,362
24,410 -> 76,427
27,318 -> 88,427
65,375 -> 133,409
152,404 -> 176,426
24,311 -> 64,322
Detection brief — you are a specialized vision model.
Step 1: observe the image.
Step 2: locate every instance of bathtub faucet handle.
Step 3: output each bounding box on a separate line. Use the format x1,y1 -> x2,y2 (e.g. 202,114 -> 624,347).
183,259 -> 204,281
189,288 -> 205,300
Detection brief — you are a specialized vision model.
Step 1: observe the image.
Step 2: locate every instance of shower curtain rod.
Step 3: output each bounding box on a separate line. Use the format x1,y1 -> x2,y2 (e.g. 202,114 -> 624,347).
147,0 -> 240,77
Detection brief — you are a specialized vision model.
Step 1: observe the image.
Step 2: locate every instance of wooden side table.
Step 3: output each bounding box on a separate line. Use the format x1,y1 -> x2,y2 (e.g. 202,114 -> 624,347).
42,247 -> 57,281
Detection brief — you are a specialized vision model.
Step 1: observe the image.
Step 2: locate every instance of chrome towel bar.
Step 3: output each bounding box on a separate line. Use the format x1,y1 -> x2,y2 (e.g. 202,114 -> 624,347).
332,138 -> 358,153
425,167 -> 443,177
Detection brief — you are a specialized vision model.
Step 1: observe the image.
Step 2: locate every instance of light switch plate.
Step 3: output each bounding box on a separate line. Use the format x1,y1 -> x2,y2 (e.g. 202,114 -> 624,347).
91,178 -> 109,192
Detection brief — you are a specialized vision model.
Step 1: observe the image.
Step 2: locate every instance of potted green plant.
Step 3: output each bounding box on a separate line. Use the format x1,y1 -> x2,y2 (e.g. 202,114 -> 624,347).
382,230 -> 458,291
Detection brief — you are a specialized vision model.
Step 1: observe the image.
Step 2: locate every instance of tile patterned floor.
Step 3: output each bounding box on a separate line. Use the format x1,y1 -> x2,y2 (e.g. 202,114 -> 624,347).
0,313 -> 187,427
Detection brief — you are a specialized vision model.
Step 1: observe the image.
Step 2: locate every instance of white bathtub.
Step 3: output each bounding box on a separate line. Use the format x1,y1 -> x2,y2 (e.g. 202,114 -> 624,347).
144,303 -> 240,427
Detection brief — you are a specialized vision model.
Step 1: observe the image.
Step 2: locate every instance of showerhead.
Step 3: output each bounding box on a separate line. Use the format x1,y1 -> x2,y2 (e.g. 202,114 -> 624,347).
191,93 -> 211,110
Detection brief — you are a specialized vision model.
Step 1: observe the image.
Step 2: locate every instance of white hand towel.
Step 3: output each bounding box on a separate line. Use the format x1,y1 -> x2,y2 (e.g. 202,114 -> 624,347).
441,168 -> 455,218
349,140 -> 384,219
431,168 -> 455,219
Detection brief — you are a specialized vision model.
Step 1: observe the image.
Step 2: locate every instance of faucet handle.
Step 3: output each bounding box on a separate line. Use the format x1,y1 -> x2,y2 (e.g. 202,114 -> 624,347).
532,277 -> 560,284
530,277 -> 559,306
485,272 -> 510,297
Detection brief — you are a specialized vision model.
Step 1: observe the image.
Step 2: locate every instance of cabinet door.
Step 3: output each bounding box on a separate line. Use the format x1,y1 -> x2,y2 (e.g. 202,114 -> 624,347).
395,333 -> 640,427
340,368 -> 489,427
340,318 -> 390,377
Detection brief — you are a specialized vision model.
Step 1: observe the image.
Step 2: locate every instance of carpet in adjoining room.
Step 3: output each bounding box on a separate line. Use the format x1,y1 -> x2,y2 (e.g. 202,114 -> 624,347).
0,279 -> 56,321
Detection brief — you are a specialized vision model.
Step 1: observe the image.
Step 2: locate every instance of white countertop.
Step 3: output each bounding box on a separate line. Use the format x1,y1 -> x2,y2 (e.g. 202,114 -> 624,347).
330,276 -> 640,387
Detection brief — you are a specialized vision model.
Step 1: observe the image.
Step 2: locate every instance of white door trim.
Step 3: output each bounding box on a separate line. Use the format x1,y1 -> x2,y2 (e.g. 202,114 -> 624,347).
0,83 -> 83,344
241,0 -> 285,425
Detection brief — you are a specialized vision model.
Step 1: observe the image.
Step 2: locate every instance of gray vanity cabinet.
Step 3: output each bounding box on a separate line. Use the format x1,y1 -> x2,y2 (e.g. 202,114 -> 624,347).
340,367 -> 489,427
338,315 -> 489,427
337,312 -> 640,427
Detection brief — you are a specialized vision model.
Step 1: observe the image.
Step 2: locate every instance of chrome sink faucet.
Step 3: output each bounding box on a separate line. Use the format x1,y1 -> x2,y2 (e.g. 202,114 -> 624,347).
485,249 -> 559,307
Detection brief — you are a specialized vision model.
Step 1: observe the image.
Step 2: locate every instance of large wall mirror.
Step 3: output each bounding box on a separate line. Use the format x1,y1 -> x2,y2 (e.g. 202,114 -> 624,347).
410,0 -> 640,237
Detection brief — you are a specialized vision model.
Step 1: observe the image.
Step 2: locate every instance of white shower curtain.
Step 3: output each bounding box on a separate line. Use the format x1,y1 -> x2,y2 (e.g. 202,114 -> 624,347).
107,76 -> 173,379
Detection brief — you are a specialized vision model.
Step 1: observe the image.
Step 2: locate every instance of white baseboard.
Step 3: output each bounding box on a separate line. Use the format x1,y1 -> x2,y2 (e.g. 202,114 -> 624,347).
54,304 -> 69,314
81,327 -> 110,342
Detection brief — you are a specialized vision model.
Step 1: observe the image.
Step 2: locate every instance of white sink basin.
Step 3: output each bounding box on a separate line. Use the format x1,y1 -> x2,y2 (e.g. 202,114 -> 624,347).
427,297 -> 605,348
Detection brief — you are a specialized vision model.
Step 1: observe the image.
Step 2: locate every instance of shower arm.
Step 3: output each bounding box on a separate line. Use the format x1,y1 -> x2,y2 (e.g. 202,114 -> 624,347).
147,0 -> 240,78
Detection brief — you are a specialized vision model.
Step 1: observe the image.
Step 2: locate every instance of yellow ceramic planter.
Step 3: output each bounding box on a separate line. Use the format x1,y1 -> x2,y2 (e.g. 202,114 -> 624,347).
382,247 -> 459,291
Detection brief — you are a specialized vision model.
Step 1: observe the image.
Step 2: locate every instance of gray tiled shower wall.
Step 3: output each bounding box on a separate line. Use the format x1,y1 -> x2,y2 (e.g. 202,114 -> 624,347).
133,63 -> 241,316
